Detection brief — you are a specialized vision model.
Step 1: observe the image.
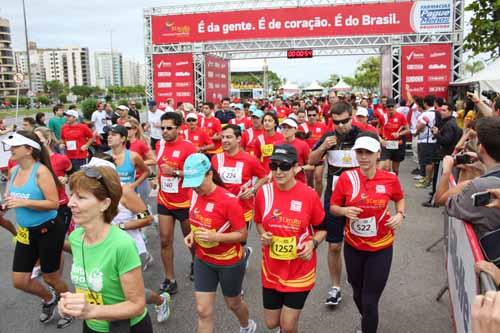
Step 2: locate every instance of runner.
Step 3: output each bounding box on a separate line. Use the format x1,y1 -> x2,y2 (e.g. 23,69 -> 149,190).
181,113 -> 215,153
58,165 -> 153,332
156,112 -> 197,293
60,110 -> 94,171
254,144 -> 326,332
48,104 -> 66,141
229,104 -> 251,130
108,124 -> 149,189
2,131 -> 69,328
330,132 -> 405,333
183,153 -> 257,333
379,98 -> 410,175
278,118 -> 312,183
147,100 -> 165,152
309,101 -> 363,307
240,109 -> 265,151
249,112 -> 284,173
199,102 -> 223,155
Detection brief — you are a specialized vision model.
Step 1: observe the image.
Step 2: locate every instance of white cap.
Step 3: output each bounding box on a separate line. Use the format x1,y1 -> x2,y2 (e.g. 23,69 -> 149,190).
281,118 -> 298,128
183,103 -> 194,112
117,105 -> 129,111
2,132 -> 41,150
351,136 -> 381,152
186,112 -> 198,120
64,110 -> 79,118
84,157 -> 116,170
356,107 -> 369,117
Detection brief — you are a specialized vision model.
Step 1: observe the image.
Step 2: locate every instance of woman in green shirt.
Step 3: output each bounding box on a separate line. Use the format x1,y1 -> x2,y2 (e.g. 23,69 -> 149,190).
58,165 -> 152,333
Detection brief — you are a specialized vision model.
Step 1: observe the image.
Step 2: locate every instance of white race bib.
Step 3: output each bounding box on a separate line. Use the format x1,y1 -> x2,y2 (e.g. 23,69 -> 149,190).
385,140 -> 399,150
331,175 -> 339,192
327,150 -> 359,168
220,163 -> 243,184
350,216 -> 377,237
161,176 -> 179,193
66,140 -> 77,151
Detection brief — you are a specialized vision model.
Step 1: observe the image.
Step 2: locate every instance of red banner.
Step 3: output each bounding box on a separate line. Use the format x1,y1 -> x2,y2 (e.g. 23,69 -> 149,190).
151,1 -> 453,44
205,55 -> 229,104
401,44 -> 452,99
152,54 -> 194,107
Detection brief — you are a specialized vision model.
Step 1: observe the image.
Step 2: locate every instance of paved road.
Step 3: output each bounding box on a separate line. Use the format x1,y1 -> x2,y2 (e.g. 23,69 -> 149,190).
0,160 -> 452,332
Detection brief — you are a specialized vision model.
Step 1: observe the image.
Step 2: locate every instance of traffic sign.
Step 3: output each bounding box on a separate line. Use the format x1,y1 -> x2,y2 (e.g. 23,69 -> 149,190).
13,72 -> 24,85
27,90 -> 35,98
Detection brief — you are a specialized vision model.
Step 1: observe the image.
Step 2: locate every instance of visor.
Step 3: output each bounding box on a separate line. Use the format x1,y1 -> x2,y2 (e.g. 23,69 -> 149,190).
2,132 -> 41,150
351,136 -> 381,153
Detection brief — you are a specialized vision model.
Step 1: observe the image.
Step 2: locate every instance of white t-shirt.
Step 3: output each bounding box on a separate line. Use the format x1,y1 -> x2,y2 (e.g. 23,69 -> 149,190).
148,109 -> 165,139
417,108 -> 437,143
165,105 -> 174,112
410,104 -> 421,134
91,110 -> 107,134
397,106 -> 410,117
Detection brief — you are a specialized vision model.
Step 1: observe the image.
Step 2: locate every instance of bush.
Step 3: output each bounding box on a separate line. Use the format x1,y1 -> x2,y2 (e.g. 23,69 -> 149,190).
135,101 -> 143,110
59,93 -> 67,104
80,98 -> 98,120
117,99 -> 128,107
37,95 -> 51,105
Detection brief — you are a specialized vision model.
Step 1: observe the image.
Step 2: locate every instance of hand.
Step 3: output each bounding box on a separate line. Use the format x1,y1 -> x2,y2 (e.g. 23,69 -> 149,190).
194,228 -> 218,243
297,240 -> 314,261
431,127 -> 439,135
80,145 -> 88,152
472,291 -> 500,333
442,155 -> 455,173
238,187 -> 254,200
486,189 -> 500,209
321,136 -> 337,151
475,260 -> 500,285
160,164 -> 175,176
405,83 -> 410,91
4,196 -> 28,209
261,231 -> 273,247
58,292 -> 92,320
467,91 -> 480,103
184,232 -> 194,248
392,132 -> 401,139
342,207 -> 363,220
59,143 -> 66,150
385,213 -> 404,230
58,176 -> 68,185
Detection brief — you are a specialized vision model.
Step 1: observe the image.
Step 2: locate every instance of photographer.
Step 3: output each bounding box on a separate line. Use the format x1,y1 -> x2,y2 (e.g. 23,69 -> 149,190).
467,91 -> 499,118
435,117 -> 500,239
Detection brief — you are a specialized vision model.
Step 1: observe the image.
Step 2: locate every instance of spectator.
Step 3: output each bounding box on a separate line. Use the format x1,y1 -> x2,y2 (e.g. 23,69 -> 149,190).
35,112 -> 46,127
435,117 -> 500,239
415,95 -> 438,188
48,104 -> 66,140
472,291 -> 500,333
215,97 -> 236,124
22,117 -> 36,132
146,100 -> 164,152
475,261 -> 500,288
128,99 -> 141,121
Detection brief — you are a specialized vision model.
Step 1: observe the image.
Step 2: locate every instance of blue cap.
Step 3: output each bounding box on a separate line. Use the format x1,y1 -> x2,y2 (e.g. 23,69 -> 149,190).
182,153 -> 211,188
234,103 -> 243,110
251,109 -> 264,118
249,105 -> 258,113
148,100 -> 157,107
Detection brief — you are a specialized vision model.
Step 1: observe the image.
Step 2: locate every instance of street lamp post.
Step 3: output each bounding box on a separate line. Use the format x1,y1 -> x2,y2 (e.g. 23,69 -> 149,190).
22,0 -> 33,106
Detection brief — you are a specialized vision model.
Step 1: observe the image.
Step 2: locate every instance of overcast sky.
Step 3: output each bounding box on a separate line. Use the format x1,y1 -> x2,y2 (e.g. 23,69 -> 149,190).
2,0 -> 368,85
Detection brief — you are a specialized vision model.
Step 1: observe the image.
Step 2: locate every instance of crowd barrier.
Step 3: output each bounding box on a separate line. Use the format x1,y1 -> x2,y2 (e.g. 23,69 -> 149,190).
445,175 -> 497,332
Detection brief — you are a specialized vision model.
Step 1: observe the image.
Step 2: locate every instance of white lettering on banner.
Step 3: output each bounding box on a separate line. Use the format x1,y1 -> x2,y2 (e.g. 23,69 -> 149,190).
429,87 -> 447,92
406,51 -> 425,61
428,75 -> 448,81
175,72 -> 191,77
409,87 -> 425,93
406,76 -> 424,83
158,92 -> 173,97
208,71 -> 214,78
158,82 -> 172,88
176,92 -> 192,97
430,52 -> 447,58
407,64 -> 424,70
429,64 -> 447,69
176,61 -> 189,66
447,216 -> 477,333
361,14 -> 400,26
158,72 -> 172,77
157,61 -> 172,68
175,82 -> 190,87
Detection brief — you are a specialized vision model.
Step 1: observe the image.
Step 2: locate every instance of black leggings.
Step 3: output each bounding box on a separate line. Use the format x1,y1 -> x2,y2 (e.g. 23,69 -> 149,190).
344,243 -> 393,333
82,313 -> 153,333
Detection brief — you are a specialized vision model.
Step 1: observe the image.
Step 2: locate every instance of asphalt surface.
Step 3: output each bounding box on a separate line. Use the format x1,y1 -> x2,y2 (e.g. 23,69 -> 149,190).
0,160 -> 452,333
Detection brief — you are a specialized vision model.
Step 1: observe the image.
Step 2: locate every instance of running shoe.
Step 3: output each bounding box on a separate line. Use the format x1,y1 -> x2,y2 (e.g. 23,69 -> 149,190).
189,262 -> 194,281
245,246 -> 253,271
325,287 -> 342,306
159,279 -> 178,295
56,316 -> 74,329
411,168 -> 420,175
413,175 -> 424,180
155,292 -> 171,323
240,319 -> 257,333
415,179 -> 430,188
31,265 -> 42,279
142,253 -> 154,272
40,292 -> 58,323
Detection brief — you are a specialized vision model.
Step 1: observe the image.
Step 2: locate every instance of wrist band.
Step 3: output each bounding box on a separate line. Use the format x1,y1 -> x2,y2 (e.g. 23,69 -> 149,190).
137,210 -> 151,219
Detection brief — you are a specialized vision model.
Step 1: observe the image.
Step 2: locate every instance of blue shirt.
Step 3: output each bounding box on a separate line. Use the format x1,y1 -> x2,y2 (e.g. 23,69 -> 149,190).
116,149 -> 136,185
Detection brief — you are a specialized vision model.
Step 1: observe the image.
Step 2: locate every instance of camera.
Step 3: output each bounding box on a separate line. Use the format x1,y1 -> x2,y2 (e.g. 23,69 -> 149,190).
472,191 -> 491,207
481,90 -> 498,101
455,154 -> 472,165
466,85 -> 475,94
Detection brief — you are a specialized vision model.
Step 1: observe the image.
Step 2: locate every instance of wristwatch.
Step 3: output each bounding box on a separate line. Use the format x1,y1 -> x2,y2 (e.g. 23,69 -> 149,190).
119,223 -> 126,230
174,170 -> 180,177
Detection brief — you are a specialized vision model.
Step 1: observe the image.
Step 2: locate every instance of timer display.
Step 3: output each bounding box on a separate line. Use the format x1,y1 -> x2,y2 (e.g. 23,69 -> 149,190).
287,49 -> 313,59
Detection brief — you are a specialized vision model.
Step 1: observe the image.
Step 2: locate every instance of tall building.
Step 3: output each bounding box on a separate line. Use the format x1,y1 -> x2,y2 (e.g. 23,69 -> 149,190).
94,52 -> 123,88
0,17 -> 16,98
123,60 -> 145,87
15,42 -> 91,92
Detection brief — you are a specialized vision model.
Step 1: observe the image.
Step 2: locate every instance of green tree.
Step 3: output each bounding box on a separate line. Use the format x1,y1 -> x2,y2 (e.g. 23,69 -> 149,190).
231,70 -> 282,91
464,0 -> 500,57
71,85 -> 94,99
36,95 -> 51,105
464,60 -> 485,76
80,98 -> 98,120
320,74 -> 340,88
44,80 -> 66,99
342,57 -> 380,92
59,93 -> 67,103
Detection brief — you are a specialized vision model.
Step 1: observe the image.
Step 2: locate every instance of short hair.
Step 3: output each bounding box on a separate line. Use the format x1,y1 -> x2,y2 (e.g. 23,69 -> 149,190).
414,96 -> 425,110
297,109 -> 306,115
399,99 -> 407,107
52,104 -> 64,114
424,95 -> 436,107
222,124 -> 242,138
69,166 -> 122,223
476,117 -> 500,161
203,102 -> 214,110
263,112 -> 279,128
221,97 -> 230,103
356,130 -> 380,142
161,111 -> 183,127
435,97 -> 445,108
69,104 -> 77,110
330,101 -> 352,116
23,117 -> 36,126
243,103 -> 251,109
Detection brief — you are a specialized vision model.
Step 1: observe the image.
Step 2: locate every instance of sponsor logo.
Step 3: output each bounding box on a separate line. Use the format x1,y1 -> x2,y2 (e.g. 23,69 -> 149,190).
157,61 -> 172,69
176,92 -> 191,97
175,72 -> 191,77
428,75 -> 448,82
176,61 -> 189,66
158,92 -> 173,97
157,82 -> 172,88
158,71 -> 172,77
406,76 -> 424,83
205,202 -> 214,212
429,86 -> 447,92
409,87 -> 425,93
376,185 -> 386,194
164,20 -> 190,36
172,150 -> 181,158
418,3 -> 452,28
406,51 -> 425,61
429,64 -> 447,69
407,64 -> 424,70
175,82 -> 190,88
430,52 -> 447,58
290,200 -> 303,212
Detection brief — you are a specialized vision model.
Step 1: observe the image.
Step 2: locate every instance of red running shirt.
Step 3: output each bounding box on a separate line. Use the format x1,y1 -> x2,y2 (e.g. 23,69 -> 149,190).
249,132 -> 284,173
189,187 -> 246,266
156,138 -> 197,209
129,139 -> 150,179
240,127 -> 264,151
211,151 -> 267,221
254,181 -> 325,292
199,116 -> 223,154
50,153 -> 71,205
181,127 -> 214,150
380,111 -> 408,142
330,168 -> 404,252
61,123 -> 93,160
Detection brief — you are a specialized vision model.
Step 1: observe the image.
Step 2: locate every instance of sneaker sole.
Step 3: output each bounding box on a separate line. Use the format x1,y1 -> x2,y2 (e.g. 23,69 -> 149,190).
40,310 -> 56,324
325,297 -> 342,306
57,320 -> 73,329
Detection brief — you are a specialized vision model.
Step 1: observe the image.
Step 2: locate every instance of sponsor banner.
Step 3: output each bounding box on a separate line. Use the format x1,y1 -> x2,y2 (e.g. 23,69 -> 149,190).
151,0 -> 453,44
153,54 -> 194,107
401,43 -> 451,98
205,55 -> 229,104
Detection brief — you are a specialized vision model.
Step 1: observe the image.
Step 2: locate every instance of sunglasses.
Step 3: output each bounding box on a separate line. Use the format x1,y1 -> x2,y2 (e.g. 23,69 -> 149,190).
308,114 -> 317,117
161,126 -> 177,131
332,117 -> 351,125
186,118 -> 197,122
81,166 -> 111,196
269,161 -> 293,172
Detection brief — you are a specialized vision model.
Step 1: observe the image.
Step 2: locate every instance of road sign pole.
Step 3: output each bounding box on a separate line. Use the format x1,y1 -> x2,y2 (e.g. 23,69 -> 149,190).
15,84 -> 20,125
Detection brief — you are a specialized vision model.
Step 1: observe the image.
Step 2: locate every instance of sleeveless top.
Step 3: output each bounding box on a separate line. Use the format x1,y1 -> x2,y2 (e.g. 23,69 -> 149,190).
111,203 -> 147,255
116,150 -> 136,185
